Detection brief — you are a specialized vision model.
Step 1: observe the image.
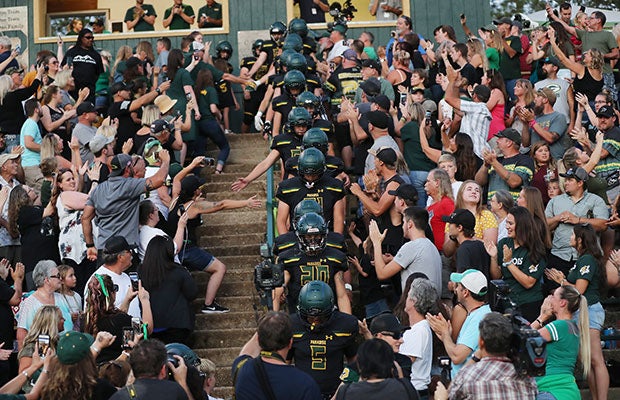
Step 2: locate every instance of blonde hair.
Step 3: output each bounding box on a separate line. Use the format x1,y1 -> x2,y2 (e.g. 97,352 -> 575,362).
560,285 -> 591,378
19,306 -> 62,358
141,105 -> 161,127
97,124 -> 117,138
430,168 -> 453,200
0,75 -> 13,105
455,180 -> 484,215
112,45 -> 133,77
54,70 -> 73,89
41,134 -> 60,160
467,38 -> 489,71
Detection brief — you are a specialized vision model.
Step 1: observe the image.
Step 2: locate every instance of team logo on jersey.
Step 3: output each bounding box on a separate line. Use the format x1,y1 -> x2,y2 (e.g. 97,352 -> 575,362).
580,265 -> 591,275
325,335 -> 333,340
528,264 -> 538,273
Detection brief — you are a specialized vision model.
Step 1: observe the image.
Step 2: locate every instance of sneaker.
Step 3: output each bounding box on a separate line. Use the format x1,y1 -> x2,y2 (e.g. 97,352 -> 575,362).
224,129 -> 232,135
201,301 -> 230,314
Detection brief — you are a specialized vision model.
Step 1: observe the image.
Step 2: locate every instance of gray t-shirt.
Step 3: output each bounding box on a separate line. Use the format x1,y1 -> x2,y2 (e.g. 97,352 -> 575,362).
393,237 -> 442,292
368,0 -> 402,21
531,111 -> 568,160
534,78 -> 571,123
86,176 -> 146,247
72,122 -> 97,163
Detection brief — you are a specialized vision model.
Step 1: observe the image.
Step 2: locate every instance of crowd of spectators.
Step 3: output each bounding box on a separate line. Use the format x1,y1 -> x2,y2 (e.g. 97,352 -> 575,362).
0,2 -> 620,399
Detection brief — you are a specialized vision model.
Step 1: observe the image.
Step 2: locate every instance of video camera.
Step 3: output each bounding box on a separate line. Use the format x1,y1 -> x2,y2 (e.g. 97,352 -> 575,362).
489,280 -> 547,377
328,0 -> 357,23
253,243 -> 284,310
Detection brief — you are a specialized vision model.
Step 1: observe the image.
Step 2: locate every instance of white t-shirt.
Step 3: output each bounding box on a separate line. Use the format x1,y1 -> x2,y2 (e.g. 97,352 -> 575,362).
85,266 -> 141,319
399,319 -> 432,391
138,225 -> 179,263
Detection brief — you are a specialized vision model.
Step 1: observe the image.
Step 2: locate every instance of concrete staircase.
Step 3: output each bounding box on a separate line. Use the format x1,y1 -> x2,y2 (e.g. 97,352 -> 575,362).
191,133 -> 271,399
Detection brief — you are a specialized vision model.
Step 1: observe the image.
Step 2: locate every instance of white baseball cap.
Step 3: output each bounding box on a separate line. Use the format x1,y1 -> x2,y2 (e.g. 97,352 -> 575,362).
450,269 -> 488,296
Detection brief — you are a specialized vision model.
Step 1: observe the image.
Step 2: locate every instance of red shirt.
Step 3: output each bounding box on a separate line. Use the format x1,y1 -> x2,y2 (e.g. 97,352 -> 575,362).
427,196 -> 455,251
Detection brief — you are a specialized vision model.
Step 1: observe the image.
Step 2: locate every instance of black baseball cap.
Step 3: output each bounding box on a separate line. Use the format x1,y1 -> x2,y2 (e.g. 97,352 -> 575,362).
369,313 -> 410,337
110,81 -> 134,95
76,102 -> 96,115
368,146 -> 397,166
496,128 -> 521,146
442,209 -> 476,231
366,110 -> 390,129
150,119 -> 172,135
359,77 -> 381,97
361,59 -> 382,71
596,105 -> 615,118
560,167 -> 589,182
542,56 -> 560,67
109,153 -> 132,177
371,95 -> 391,113
181,175 -> 206,196
103,236 -> 137,254
388,184 -> 418,203
493,17 -> 512,25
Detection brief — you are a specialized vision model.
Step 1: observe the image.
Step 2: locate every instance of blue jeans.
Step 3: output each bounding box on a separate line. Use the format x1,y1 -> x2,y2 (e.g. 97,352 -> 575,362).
536,392 -> 557,400
505,79 -> 518,103
197,119 -> 230,163
409,170 -> 429,207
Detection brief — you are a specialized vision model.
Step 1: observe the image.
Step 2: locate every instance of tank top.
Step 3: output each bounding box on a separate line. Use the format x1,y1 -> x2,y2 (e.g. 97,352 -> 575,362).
573,68 -> 603,102
488,98 -> 506,140
392,69 -> 412,102
44,105 -> 69,140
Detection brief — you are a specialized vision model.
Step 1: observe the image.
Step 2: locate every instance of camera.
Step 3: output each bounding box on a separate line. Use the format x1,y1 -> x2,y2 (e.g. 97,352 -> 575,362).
489,280 -> 547,377
390,30 -> 397,38
328,0 -> 357,22
202,157 -> 216,167
253,243 -> 284,310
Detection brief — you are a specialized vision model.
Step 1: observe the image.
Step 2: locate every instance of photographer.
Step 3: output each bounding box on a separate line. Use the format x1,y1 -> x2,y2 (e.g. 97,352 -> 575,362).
434,312 -> 537,400
110,339 -> 191,399
232,311 -> 321,400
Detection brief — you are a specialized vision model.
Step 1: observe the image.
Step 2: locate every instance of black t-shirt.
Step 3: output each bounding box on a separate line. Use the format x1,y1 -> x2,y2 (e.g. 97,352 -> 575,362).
0,279 -> 15,345
61,46 -> 104,101
455,239 -> 491,280
109,378 -> 188,400
108,100 -> 140,154
276,175 -> 346,231
354,244 -> 389,308
277,246 -> 347,312
459,63 -> 480,86
96,312 -> 133,363
288,311 -> 358,396
17,206 -> 60,273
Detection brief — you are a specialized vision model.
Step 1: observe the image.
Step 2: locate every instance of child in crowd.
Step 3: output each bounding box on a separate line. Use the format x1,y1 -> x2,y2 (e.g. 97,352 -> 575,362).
57,264 -> 82,330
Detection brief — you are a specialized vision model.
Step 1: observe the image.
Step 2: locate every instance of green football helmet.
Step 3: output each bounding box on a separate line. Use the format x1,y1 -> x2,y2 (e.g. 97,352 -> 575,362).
288,107 -> 312,129
302,128 -> 329,155
215,40 -> 233,56
298,147 -> 326,177
288,18 -> 308,38
296,91 -> 320,109
282,33 -> 303,53
283,70 -> 306,93
270,21 -> 287,42
252,39 -> 264,52
286,53 -> 308,73
297,280 -> 334,328
293,199 -> 323,229
296,212 -> 328,256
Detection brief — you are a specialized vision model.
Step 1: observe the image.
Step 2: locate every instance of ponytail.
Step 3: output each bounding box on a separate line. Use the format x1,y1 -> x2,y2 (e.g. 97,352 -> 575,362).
576,294 -> 591,378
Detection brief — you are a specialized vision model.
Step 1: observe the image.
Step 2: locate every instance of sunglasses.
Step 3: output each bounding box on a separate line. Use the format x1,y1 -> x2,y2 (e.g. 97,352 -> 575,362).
83,36 -> 95,40
379,331 -> 402,340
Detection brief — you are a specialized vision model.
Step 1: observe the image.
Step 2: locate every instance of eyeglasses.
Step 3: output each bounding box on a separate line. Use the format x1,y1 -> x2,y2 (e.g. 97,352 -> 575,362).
379,331 -> 402,340
48,274 -> 61,280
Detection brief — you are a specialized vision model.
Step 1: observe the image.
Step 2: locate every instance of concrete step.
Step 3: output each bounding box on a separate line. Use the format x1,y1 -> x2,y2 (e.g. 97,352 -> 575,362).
196,279 -> 254,297
195,311 -> 259,331
207,243 -> 261,256
202,210 -> 267,225
205,169 -> 266,182
214,255 -> 264,266
207,149 -> 267,164
191,268 -> 253,284
212,386 -> 234,399
192,327 -> 256,349
604,309 -> 620,328
201,233 -> 265,247
196,347 -> 244,366
192,295 -> 256,312
213,366 -> 234,389
603,348 -> 620,361
203,180 -> 266,193
197,222 -> 266,237
206,132 -> 265,146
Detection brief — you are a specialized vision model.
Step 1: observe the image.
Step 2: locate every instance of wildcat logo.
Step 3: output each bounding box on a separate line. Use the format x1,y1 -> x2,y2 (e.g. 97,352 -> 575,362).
528,264 -> 538,273
580,265 -> 590,275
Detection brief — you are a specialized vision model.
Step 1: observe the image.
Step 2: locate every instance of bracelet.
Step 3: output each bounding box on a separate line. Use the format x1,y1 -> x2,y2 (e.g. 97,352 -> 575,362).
344,283 -> 353,291
502,261 -> 512,267
471,355 -> 481,363
86,243 -> 95,248
155,87 -> 161,94
41,369 -> 49,374
535,318 -> 544,326
122,350 -> 131,357
529,120 -> 536,128
90,345 -> 100,353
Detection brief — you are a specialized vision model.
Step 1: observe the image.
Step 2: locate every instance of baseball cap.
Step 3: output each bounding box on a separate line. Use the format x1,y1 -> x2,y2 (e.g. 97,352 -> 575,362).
371,95 -> 391,113
125,57 -> 141,69
4,67 -> 23,75
542,56 -> 560,67
442,209 -> 476,231
537,87 -> 557,105
168,162 -> 183,179
103,236 -> 137,254
359,77 -> 381,97
450,269 -> 488,296
110,81 -> 134,95
181,175 -> 206,196
150,119 -> 172,135
56,331 -> 94,365
559,167 -> 589,182
342,49 -> 358,62
368,146 -> 397,166
369,313 -> 410,337
411,86 -> 425,94
493,17 -> 512,25
596,105 -> 615,118
387,184 -> 418,203
480,24 -> 498,32
0,153 -> 19,167
91,18 -> 104,27
331,22 -> 347,34
87,134 -> 114,153
496,128 -> 521,146
109,153 -> 132,176
76,102 -> 96,115
361,59 -> 382,71
366,110 -> 389,129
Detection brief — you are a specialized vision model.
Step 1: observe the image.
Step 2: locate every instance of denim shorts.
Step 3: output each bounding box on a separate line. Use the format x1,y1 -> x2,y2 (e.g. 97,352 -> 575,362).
178,245 -> 215,271
574,301 -> 605,330
364,298 -> 390,320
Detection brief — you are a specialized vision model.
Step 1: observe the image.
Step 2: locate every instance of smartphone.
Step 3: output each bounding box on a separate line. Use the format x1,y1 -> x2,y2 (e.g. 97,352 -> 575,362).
38,334 -> 50,358
185,92 -> 192,101
122,327 -> 134,350
425,110 -> 432,126
399,92 -> 407,107
128,272 -> 139,291
15,45 -> 21,54
460,13 -> 465,19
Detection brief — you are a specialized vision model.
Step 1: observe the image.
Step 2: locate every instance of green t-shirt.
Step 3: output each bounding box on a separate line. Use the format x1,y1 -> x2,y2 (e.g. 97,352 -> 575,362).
535,319 -> 580,400
567,253 -> 600,305
168,68 -> 196,140
163,4 -> 195,30
197,2 -> 222,28
497,237 -> 544,305
196,86 -> 219,120
187,60 -> 224,83
486,47 -> 500,70
499,35 -> 522,80
124,4 -> 157,31
400,120 -> 438,172
577,29 -> 618,74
